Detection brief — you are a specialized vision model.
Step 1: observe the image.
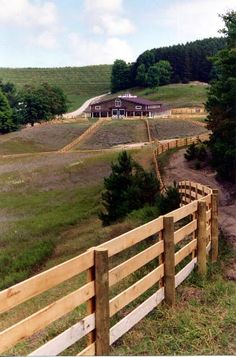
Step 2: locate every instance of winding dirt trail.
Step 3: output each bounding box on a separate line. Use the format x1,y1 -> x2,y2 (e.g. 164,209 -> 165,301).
164,148 -> 236,249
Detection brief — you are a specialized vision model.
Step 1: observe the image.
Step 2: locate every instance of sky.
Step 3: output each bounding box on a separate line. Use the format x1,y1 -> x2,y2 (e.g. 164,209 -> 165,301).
0,0 -> 235,68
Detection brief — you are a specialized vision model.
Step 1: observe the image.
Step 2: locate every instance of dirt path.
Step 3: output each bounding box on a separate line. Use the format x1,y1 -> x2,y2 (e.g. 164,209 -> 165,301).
62,93 -> 109,118
164,149 -> 236,249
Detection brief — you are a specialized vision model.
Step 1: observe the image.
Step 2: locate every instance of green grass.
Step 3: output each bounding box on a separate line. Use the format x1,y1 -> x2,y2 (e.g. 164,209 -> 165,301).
111,232 -> 236,355
0,65 -> 112,111
0,137 -> 44,154
0,184 -> 102,289
1,146 -> 235,355
106,83 -> 208,108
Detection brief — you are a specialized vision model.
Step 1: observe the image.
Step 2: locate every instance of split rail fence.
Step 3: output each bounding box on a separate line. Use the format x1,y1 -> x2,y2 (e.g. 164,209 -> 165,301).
153,132 -> 210,191
59,118 -> 109,153
0,179 -> 218,356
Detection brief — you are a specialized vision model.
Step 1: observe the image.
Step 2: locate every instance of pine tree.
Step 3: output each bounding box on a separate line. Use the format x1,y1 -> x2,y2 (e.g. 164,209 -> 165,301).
206,11 -> 236,181
99,151 -> 160,225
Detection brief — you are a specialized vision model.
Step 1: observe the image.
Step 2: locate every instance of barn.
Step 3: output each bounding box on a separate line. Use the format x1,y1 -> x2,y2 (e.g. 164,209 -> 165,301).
89,93 -> 168,119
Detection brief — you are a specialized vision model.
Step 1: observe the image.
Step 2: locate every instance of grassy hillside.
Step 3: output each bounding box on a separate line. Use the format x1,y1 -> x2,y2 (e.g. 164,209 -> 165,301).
106,82 -> 208,108
0,65 -> 112,111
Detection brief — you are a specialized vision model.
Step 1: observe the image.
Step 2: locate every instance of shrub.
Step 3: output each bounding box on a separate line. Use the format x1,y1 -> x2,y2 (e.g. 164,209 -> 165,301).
184,143 -> 196,161
184,142 -> 208,162
157,182 -> 181,215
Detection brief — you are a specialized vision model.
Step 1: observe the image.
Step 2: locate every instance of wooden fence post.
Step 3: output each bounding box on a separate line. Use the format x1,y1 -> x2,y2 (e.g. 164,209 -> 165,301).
95,249 -> 110,356
163,216 -> 175,306
87,251 -> 95,346
211,189 -> 219,262
197,201 -> 207,276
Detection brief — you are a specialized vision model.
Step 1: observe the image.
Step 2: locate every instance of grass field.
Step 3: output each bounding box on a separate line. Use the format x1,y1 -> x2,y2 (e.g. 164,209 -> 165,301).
148,118 -> 208,140
77,119 -> 148,150
0,121 -> 93,154
0,148 -> 154,290
0,65 -> 207,111
104,82 -> 208,108
1,100 -> 234,355
0,65 -> 112,111
0,141 -> 235,355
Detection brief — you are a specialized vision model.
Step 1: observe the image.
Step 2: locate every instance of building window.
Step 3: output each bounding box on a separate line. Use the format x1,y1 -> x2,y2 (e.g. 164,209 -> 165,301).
95,105 -> 101,110
115,99 -> 121,107
135,105 -> 142,110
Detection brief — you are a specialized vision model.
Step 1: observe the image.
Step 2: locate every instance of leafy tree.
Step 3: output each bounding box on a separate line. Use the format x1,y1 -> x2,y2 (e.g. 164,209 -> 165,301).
146,65 -> 160,88
205,11 -> 236,181
155,60 -> 172,85
110,59 -> 131,93
136,50 -> 155,69
99,151 -> 160,225
0,90 -> 15,133
18,83 -> 68,126
0,81 -> 18,108
135,64 -> 147,86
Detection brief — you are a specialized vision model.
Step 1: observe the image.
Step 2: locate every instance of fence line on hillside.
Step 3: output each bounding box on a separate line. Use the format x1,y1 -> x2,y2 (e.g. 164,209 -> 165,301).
59,118 -> 110,153
0,178 -> 218,356
154,132 -> 210,191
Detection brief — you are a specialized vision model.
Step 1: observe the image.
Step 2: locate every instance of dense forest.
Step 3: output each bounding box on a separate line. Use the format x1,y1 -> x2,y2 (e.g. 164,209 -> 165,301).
111,37 -> 227,92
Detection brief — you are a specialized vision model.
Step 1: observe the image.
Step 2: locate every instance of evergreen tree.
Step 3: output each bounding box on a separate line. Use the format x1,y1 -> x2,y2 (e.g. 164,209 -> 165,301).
206,11 -> 236,181
99,151 -> 160,225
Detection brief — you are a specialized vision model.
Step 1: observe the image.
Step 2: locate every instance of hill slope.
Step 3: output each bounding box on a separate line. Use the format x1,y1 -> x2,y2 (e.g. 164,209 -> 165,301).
103,82 -> 208,108
0,65 -> 112,111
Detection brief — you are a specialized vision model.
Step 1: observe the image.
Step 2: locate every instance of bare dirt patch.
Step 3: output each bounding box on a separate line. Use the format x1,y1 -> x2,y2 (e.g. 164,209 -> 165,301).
149,118 -> 208,140
224,260 -> 236,281
164,149 -> 236,250
178,287 -> 204,304
78,120 -> 148,149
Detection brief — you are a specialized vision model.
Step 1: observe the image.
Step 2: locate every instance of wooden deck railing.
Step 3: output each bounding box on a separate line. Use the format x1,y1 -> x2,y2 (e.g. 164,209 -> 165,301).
0,179 -> 218,356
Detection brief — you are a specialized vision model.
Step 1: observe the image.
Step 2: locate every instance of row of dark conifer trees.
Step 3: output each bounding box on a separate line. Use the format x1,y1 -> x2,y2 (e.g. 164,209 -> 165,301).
111,37 -> 226,92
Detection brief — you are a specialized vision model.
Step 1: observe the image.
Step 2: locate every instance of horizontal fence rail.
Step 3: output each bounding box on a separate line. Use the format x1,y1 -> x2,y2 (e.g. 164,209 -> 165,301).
0,178 -> 218,355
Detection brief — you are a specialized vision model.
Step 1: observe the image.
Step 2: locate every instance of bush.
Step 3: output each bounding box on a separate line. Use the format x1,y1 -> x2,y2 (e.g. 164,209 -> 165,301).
157,182 -> 181,215
184,143 -> 196,161
184,141 -> 208,162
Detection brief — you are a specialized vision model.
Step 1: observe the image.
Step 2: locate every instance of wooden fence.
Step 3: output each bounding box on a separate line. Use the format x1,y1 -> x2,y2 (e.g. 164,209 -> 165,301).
0,179 -> 218,356
153,133 -> 210,191
59,118 -> 109,153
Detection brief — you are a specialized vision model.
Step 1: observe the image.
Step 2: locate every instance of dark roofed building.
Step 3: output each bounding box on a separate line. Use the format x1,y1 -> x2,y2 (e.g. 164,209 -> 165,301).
89,93 -> 169,119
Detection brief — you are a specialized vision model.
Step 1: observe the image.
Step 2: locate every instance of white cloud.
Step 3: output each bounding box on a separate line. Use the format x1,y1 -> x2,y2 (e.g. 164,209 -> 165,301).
67,32 -> 134,65
0,0 -> 58,28
155,0 -> 236,42
29,30 -> 58,50
84,0 -> 136,36
85,0 -> 122,13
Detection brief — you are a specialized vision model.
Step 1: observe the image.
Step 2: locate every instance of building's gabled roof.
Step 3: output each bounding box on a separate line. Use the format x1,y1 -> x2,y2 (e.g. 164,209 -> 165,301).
91,94 -> 162,106
120,97 -> 162,106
